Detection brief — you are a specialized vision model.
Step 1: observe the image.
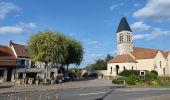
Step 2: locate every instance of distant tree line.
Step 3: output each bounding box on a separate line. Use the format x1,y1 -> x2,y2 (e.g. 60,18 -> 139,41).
85,54 -> 114,70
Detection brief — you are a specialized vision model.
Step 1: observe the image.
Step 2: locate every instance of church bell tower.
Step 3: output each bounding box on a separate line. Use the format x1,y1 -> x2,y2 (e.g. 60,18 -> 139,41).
117,16 -> 133,55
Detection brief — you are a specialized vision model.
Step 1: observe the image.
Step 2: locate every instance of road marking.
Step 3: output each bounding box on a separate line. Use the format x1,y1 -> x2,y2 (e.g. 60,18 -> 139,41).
79,92 -> 106,96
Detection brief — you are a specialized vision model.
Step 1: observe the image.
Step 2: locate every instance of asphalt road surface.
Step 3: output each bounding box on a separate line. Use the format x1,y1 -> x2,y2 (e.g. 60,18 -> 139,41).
1,86 -> 170,100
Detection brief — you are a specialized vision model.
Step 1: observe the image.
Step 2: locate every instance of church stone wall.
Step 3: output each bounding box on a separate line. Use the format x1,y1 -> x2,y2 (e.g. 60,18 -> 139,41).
107,63 -> 136,76
136,59 -> 155,71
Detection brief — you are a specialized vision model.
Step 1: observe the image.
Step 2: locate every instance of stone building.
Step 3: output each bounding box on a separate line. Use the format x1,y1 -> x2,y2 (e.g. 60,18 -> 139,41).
107,17 -> 170,76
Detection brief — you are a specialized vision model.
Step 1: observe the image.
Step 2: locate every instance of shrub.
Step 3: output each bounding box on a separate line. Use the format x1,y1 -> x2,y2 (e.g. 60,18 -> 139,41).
150,80 -> 159,86
112,77 -> 125,84
119,70 -> 140,77
126,75 -> 140,85
145,72 -> 157,81
151,70 -> 158,76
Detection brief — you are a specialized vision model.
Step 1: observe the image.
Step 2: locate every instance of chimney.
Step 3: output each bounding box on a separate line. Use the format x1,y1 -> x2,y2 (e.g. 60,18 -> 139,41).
9,40 -> 13,46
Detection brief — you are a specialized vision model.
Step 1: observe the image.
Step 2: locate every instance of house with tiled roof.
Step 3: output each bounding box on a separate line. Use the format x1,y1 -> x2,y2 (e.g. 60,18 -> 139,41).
9,41 -> 59,82
0,41 -> 59,82
107,17 -> 170,76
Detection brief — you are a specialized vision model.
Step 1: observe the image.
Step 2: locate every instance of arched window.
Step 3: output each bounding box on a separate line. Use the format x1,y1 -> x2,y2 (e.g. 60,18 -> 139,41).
123,66 -> 126,70
110,67 -> 112,74
132,66 -> 134,70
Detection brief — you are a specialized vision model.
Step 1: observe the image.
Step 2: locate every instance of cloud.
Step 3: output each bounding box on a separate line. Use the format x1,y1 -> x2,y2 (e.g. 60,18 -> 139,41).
133,0 -> 170,21
131,21 -> 151,31
86,40 -> 99,45
110,3 -> 124,10
0,26 -> 23,34
133,28 -> 170,40
17,22 -> 37,29
0,2 -> 20,19
0,22 -> 37,34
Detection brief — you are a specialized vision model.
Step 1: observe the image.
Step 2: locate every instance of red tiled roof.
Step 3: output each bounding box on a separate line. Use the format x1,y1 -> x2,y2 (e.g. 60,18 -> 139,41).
131,47 -> 169,59
0,61 -> 16,66
0,45 -> 16,60
12,43 -> 30,58
108,54 -> 137,63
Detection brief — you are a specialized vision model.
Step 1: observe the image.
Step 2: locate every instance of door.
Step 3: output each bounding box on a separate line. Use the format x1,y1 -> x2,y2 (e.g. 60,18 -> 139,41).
7,68 -> 12,81
116,65 -> 119,76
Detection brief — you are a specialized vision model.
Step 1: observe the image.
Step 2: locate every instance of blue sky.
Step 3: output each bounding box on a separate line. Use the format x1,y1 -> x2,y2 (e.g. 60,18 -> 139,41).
0,0 -> 170,67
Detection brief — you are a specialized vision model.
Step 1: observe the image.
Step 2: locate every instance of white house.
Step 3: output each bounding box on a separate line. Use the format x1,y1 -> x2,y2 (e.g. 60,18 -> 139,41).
107,17 -> 170,76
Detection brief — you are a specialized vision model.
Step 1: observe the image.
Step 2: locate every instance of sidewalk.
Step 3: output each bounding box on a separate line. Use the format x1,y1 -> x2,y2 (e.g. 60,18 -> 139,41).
141,94 -> 170,100
0,78 -> 114,94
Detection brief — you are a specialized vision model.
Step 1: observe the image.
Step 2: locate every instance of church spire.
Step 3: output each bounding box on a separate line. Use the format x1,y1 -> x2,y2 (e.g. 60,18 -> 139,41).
117,16 -> 132,33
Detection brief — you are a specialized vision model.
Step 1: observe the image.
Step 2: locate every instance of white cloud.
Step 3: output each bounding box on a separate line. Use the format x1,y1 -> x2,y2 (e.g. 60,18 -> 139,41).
133,28 -> 170,40
131,21 -> 151,31
86,40 -> 98,45
17,22 -> 37,29
0,22 -> 37,34
110,3 -> 124,10
133,0 -> 170,21
0,26 -> 23,34
0,2 -> 20,19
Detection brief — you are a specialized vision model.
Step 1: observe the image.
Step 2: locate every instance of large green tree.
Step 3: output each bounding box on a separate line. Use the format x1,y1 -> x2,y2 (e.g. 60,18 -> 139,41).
64,37 -> 84,71
28,31 -> 68,83
28,31 -> 84,82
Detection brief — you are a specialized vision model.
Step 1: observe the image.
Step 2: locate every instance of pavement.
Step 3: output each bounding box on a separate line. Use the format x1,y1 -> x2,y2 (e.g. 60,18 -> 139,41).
0,78 -> 115,94
1,78 -> 170,100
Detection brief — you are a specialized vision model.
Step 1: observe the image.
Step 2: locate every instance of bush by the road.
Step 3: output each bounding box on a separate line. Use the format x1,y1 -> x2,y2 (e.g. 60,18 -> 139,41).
112,70 -> 162,86
119,70 -> 140,77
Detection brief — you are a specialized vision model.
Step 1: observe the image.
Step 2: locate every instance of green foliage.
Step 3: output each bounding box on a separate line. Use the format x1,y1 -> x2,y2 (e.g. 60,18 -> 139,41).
126,75 -> 140,85
28,31 -> 68,63
85,54 -> 114,70
151,70 -> 158,76
150,80 -> 159,86
64,37 -> 84,67
119,70 -> 140,77
28,30 -> 84,66
112,77 -> 125,84
69,68 -> 82,77
145,71 -> 157,81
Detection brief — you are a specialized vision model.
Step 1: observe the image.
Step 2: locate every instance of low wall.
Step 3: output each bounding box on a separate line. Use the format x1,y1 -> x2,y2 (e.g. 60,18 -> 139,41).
81,70 -> 108,76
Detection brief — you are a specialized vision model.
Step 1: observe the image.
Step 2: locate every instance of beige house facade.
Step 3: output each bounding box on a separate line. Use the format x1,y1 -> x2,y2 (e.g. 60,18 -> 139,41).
107,17 -> 170,76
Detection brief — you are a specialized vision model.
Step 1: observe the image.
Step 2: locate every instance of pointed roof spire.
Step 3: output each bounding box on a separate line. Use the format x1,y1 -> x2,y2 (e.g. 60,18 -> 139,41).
117,16 -> 132,33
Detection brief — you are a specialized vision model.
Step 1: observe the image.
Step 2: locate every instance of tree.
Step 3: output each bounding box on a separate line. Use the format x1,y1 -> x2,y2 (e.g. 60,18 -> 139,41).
28,31 -> 68,83
64,37 -> 84,71
85,54 -> 114,70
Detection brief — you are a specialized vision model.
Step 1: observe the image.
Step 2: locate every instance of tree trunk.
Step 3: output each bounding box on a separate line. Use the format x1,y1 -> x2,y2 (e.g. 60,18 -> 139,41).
44,62 -> 48,83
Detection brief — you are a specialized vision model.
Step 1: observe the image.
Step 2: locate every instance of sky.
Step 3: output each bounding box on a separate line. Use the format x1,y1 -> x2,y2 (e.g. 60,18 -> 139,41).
0,0 -> 170,67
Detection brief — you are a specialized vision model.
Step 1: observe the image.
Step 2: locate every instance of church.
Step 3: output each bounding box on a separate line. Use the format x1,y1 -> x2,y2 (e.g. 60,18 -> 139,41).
107,17 -> 170,76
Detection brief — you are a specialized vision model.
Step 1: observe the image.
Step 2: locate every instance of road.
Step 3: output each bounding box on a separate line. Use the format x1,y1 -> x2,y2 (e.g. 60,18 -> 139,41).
1,86 -> 170,100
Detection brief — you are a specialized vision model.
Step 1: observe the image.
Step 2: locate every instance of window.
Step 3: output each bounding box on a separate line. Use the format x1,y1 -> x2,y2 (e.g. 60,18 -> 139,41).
123,66 -> 126,70
110,67 -> 112,74
160,61 -> 162,68
132,66 -> 134,70
127,35 -> 131,43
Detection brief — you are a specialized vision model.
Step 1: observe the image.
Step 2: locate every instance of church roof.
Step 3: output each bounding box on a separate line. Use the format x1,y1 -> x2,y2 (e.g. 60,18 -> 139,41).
131,47 -> 169,59
108,54 -> 137,63
117,16 -> 132,33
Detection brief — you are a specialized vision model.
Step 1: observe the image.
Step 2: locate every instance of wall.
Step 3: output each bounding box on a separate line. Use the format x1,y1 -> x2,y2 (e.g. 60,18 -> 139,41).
107,62 -> 137,76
